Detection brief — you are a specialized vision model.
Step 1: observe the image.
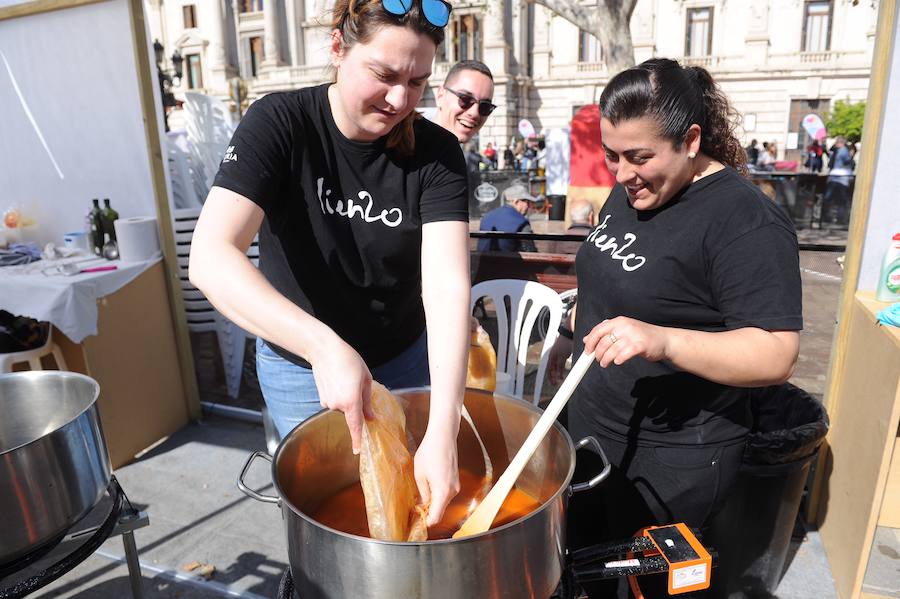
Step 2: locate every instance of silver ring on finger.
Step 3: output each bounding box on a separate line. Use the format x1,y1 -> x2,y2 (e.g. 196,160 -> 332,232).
608,332 -> 619,344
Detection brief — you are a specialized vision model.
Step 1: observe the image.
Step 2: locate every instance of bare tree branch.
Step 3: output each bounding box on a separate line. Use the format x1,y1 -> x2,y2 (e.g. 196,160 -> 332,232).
530,0 -> 638,74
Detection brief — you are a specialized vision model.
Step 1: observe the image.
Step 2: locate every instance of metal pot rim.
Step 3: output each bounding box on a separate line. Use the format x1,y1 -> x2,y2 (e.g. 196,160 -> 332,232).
0,370 -> 101,456
270,386 -> 577,546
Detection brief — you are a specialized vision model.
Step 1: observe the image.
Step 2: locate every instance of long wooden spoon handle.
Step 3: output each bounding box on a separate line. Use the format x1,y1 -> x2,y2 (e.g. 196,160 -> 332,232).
453,351 -> 595,538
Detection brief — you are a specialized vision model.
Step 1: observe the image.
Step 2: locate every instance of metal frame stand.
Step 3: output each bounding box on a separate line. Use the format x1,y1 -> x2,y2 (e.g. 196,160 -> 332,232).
61,488 -> 150,599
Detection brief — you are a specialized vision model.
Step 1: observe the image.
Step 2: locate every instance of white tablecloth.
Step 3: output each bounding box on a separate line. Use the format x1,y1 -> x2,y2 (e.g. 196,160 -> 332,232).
0,256 -> 161,343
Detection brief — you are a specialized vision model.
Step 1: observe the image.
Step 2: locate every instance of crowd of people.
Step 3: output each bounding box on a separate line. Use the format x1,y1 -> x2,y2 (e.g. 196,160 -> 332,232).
189,1 -> 806,596
745,136 -> 858,174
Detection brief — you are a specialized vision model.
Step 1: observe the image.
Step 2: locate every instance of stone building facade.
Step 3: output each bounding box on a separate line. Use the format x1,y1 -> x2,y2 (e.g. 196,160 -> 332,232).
148,0 -> 877,163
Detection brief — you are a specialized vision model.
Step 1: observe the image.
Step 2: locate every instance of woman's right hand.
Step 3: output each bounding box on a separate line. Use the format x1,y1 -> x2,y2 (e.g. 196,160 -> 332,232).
310,338 -> 375,455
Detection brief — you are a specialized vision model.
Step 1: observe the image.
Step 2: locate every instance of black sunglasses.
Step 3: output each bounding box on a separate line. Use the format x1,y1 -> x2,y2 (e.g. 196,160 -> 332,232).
382,0 -> 452,28
444,87 -> 497,117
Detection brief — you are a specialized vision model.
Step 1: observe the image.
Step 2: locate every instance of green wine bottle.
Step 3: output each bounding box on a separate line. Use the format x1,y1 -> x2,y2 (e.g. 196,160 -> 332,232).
101,198 -> 119,244
89,198 -> 103,255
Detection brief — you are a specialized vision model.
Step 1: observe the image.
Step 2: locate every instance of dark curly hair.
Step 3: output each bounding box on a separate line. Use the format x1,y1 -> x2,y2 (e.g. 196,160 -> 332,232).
599,58 -> 748,175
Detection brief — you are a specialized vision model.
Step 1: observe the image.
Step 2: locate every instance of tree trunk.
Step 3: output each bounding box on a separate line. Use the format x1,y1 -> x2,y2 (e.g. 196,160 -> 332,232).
530,0 -> 638,75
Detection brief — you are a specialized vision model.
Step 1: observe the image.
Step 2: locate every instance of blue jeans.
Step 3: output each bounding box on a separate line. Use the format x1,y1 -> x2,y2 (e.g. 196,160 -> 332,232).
256,334 -> 430,439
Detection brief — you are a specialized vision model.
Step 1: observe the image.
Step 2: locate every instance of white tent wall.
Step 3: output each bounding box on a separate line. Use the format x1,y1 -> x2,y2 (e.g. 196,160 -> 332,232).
0,0 -> 200,419
0,0 -> 160,246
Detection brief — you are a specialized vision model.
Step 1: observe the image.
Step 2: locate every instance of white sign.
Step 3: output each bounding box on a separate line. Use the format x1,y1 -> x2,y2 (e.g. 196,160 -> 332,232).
786,132 -> 799,150
474,182 -> 499,203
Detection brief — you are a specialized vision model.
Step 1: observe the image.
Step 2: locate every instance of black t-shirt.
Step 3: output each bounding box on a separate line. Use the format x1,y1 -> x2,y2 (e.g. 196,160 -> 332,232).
213,84 -> 468,367
570,167 -> 803,447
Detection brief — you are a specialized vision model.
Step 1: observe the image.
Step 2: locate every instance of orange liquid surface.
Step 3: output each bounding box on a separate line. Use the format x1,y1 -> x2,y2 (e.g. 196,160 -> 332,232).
311,468 -> 542,540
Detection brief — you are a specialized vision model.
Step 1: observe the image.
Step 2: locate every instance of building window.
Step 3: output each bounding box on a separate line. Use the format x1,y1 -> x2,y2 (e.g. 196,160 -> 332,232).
803,1 -> 832,52
450,14 -> 481,62
239,0 -> 263,13
249,36 -> 264,77
185,53 -> 202,89
578,29 -> 602,63
685,7 -> 713,57
182,4 -> 196,29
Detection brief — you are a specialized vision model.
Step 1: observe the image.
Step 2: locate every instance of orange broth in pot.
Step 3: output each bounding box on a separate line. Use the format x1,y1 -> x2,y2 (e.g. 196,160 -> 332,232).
311,467 -> 541,540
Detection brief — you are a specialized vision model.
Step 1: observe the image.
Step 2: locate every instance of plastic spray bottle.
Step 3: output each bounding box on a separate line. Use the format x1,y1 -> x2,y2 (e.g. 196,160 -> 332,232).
876,232 -> 900,302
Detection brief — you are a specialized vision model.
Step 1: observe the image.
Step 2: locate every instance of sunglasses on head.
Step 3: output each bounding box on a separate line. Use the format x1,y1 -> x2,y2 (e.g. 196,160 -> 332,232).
444,87 -> 497,117
382,0 -> 452,28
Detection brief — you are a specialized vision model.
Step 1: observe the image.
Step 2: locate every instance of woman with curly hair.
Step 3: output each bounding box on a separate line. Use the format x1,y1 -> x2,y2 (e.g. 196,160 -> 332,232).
551,58 -> 802,597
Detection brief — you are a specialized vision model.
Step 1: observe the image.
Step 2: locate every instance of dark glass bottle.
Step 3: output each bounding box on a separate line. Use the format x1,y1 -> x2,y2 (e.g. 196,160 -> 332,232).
89,198 -> 103,254
101,198 -> 119,244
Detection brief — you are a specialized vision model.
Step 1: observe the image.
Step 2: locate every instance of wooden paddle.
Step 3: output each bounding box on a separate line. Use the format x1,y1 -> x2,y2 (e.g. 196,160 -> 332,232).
452,351 -> 596,539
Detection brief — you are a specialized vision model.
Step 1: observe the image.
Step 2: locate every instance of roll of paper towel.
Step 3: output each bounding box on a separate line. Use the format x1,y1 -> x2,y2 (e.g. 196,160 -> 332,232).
114,217 -> 162,262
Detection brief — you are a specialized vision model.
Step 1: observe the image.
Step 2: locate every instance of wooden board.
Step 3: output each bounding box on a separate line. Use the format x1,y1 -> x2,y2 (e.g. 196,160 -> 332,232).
808,0 -> 898,528
878,438 -> 900,528
56,263 -> 191,468
818,294 -> 900,599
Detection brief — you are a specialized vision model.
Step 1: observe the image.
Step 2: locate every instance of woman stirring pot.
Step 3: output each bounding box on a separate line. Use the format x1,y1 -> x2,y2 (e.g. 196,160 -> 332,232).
551,58 -> 803,597
189,0 -> 468,526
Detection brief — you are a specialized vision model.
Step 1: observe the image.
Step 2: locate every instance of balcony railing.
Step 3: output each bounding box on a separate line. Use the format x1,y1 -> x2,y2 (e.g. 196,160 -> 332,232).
681,55 -> 713,68
576,62 -> 606,73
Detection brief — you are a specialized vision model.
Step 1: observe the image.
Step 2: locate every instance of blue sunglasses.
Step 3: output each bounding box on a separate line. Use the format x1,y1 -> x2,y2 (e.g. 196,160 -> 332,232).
382,0 -> 452,28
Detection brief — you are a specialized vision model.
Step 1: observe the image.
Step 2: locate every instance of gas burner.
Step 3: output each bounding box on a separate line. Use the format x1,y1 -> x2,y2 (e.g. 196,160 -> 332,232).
275,568 -> 578,599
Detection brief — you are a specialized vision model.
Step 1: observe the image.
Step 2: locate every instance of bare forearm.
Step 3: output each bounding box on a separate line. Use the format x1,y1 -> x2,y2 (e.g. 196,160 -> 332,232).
663,327 -> 798,387
421,222 -> 470,436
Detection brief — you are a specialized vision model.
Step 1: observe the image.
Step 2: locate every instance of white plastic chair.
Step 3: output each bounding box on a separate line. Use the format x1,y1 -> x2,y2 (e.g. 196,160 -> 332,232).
182,92 -> 236,195
470,279 -> 564,405
173,208 -> 257,399
1,326 -> 68,372
166,139 -> 204,209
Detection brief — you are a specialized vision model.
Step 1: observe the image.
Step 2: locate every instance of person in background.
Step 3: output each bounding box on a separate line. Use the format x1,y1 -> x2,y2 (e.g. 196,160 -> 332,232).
823,136 -> 854,225
189,0 -> 469,527
503,145 -> 515,170
434,60 -> 495,145
549,58 -> 801,598
463,140 -> 491,193
757,140 -> 776,171
513,140 -> 526,171
483,142 -> 497,169
745,138 -> 759,166
549,198 -> 595,254
805,139 -> 824,173
476,182 -> 538,253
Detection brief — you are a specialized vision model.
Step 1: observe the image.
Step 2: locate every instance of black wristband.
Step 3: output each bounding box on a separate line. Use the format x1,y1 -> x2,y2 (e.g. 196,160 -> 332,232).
558,326 -> 573,340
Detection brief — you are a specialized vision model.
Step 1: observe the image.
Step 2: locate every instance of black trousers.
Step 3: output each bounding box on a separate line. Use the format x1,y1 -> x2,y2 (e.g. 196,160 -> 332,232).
566,434 -> 745,599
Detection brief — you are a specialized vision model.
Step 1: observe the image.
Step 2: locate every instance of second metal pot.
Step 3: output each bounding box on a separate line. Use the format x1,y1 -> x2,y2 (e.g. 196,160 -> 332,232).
0,371 -> 111,566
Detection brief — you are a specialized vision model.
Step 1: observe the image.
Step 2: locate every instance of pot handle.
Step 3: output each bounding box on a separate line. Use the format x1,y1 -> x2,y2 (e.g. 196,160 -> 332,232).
569,436 -> 611,494
237,451 -> 280,504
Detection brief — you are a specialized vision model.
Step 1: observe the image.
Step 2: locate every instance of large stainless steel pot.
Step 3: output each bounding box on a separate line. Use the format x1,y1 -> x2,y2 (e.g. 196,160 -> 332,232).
0,371 -> 111,566
239,388 -> 609,599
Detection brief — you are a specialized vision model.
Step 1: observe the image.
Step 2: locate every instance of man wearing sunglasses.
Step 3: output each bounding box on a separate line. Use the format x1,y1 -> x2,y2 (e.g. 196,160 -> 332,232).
435,60 -> 496,144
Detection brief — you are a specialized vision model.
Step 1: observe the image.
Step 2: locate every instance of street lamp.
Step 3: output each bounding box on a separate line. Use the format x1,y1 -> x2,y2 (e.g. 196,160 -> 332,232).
153,39 -> 182,132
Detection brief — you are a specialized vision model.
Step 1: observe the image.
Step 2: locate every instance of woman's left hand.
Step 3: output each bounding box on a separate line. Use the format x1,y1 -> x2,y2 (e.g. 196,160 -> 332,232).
583,317 -> 670,368
414,428 -> 461,527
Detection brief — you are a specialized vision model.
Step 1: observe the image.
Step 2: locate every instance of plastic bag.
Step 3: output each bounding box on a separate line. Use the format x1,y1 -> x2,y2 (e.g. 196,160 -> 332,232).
359,382 -> 428,541
744,383 -> 829,465
466,320 -> 497,392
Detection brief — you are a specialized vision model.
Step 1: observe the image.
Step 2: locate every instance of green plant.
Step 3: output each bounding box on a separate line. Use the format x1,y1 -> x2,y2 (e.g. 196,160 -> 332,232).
824,99 -> 866,143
